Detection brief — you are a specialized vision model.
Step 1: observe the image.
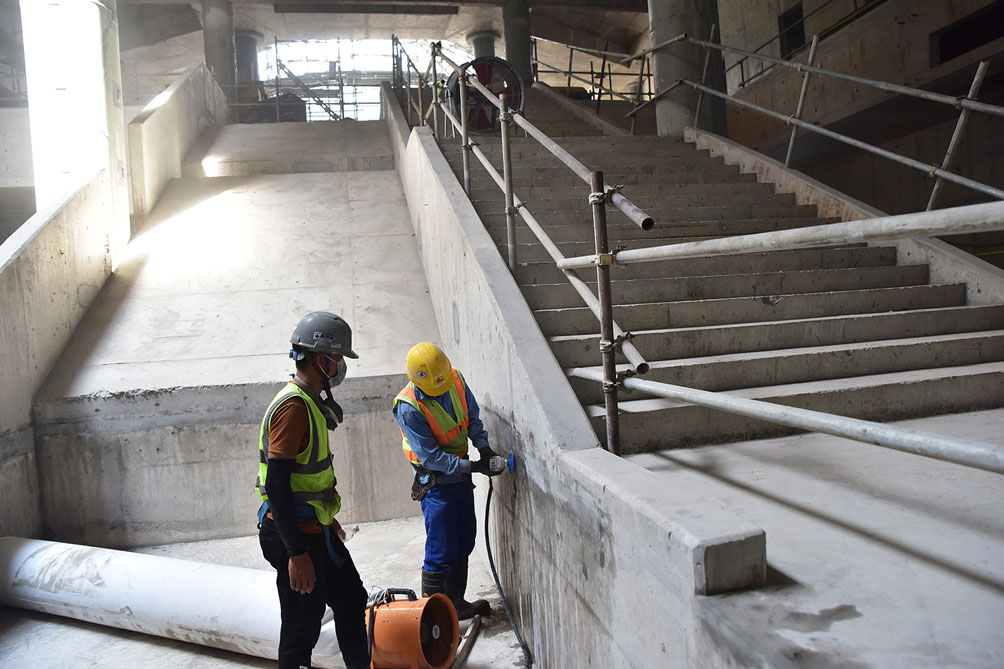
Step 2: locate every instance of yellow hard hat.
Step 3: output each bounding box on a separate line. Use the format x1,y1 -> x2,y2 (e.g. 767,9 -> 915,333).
406,342 -> 452,396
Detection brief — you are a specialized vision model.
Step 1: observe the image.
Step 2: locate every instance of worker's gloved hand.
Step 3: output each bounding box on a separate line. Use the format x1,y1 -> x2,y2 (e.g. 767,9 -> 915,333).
471,457 -> 503,477
477,446 -> 500,463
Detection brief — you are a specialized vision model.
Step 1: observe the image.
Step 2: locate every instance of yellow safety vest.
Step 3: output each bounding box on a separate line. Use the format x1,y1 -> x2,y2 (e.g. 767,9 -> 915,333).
256,382 -> 341,524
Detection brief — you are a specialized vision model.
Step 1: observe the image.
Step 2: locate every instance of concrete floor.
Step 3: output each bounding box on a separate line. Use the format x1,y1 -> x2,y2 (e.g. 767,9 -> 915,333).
0,516 -> 525,667
3,120 -> 527,666
629,409 -> 1004,667
40,166 -> 439,399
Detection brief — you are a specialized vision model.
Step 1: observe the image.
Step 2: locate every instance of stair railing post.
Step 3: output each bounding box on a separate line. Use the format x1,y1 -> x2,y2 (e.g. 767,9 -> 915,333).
500,93 -> 517,273
407,64 -> 413,126
927,60 -> 988,211
459,70 -> 471,194
693,23 -> 718,129
784,34 -> 819,168
590,170 -> 620,455
431,48 -> 439,138
417,71 -> 425,126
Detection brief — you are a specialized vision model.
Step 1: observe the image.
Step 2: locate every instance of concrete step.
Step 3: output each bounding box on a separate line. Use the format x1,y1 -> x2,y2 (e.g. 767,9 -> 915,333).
443,147 -> 718,168
479,204 -> 821,228
443,137 -> 702,155
588,362 -> 1004,452
568,330 -> 1004,405
467,181 -> 777,201
516,245 -> 896,284
547,304 -> 1004,368
534,284 -> 967,336
472,190 -> 798,211
459,168 -> 761,189
488,216 -> 839,245
486,217 -> 837,251
447,159 -> 750,181
521,265 -> 931,310
491,217 -> 834,244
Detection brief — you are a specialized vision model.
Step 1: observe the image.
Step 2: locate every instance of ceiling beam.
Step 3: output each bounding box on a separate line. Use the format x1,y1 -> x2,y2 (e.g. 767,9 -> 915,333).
274,3 -> 460,13
531,12 -> 630,55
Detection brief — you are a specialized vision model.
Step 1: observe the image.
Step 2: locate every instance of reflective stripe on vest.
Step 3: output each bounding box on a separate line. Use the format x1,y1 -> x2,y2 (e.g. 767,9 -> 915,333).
256,382 -> 341,524
393,369 -> 469,466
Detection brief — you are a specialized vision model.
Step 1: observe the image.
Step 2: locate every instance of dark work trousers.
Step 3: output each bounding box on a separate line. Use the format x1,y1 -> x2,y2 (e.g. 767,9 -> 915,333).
421,479 -> 477,573
259,517 -> 370,669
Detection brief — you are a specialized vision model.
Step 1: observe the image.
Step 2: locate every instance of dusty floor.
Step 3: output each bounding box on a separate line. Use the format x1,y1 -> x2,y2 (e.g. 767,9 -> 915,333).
0,516 -> 526,667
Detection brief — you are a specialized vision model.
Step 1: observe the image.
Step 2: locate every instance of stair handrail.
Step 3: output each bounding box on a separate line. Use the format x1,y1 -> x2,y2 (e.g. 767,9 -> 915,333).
568,367 -> 1004,475
436,95 -> 650,379
556,200 -> 1004,269
530,35 -> 653,133
434,47 -> 654,231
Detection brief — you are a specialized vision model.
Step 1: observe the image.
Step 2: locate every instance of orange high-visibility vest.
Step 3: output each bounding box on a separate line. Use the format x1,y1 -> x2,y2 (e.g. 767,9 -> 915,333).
393,369 -> 470,467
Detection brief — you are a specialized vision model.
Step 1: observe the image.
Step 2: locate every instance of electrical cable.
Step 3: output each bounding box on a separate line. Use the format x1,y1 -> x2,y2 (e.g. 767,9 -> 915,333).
485,478 -> 533,667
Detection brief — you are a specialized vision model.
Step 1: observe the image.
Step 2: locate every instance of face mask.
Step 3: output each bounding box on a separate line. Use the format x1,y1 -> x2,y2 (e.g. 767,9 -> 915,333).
328,357 -> 347,387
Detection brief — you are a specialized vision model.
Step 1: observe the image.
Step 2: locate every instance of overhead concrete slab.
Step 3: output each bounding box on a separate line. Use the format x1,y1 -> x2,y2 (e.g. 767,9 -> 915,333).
628,409 -> 1004,667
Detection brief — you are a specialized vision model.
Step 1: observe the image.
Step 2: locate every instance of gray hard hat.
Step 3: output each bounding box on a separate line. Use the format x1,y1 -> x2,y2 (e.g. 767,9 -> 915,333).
290,312 -> 359,359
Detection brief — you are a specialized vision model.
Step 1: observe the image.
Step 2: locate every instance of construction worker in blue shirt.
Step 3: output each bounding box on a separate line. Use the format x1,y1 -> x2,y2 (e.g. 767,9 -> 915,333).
392,342 -> 505,620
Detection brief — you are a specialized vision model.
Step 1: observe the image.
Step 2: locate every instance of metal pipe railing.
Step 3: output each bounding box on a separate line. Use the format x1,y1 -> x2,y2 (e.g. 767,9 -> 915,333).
590,170 -> 620,455
927,61 -> 989,211
784,34 -> 819,167
437,94 -> 650,375
500,93 -> 517,273
557,200 -> 1004,270
436,50 -> 654,231
682,78 -> 1004,202
568,368 -> 1004,475
687,35 -> 1004,119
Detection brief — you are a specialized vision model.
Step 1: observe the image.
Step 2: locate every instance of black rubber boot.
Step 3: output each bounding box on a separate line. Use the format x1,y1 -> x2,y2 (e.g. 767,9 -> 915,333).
445,556 -> 491,620
421,569 -> 448,598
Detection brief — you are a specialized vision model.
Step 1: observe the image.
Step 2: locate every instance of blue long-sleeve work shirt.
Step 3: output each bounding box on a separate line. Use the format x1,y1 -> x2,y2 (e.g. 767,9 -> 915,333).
393,374 -> 490,485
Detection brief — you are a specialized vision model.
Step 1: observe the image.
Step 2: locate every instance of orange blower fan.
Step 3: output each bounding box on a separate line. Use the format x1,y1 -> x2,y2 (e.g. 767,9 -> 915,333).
366,588 -> 459,669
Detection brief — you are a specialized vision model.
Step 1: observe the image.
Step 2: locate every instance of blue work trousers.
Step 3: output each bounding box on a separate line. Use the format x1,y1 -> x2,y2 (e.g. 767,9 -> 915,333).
421,479 -> 476,573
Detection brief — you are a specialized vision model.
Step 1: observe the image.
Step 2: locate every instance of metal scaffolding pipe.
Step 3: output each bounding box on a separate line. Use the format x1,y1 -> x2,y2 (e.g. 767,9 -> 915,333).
784,34 -> 819,168
928,61 -> 989,211
557,196 -> 1004,270
686,36 -> 1004,119
0,537 -> 345,667
682,79 -> 1004,201
568,369 -> 1004,475
436,51 -> 654,231
456,136 -> 649,373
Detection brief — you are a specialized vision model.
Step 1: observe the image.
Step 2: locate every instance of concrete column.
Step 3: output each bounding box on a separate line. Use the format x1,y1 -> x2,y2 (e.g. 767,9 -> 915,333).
647,0 -> 726,137
235,30 -> 260,83
503,0 -> 532,87
202,0 -> 235,100
468,30 -> 499,60
19,0 -> 129,254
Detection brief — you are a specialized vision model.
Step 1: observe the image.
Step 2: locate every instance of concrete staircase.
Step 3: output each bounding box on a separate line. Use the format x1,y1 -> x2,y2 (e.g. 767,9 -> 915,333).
440,94 -> 1004,453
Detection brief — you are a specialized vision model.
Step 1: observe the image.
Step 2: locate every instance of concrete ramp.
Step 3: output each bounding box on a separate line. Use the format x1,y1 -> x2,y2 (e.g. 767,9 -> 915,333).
33,121 -> 438,547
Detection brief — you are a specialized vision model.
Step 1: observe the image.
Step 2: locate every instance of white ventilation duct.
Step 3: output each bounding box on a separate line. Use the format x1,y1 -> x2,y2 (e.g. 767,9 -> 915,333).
0,537 -> 346,668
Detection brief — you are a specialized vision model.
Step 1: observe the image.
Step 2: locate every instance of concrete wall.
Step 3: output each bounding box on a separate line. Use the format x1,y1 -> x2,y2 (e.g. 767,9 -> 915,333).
383,82 -> 767,668
128,63 -> 228,231
0,169 -> 114,539
31,375 -> 414,548
718,0 -> 1003,150
803,110 -> 1004,214
0,107 -> 32,187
